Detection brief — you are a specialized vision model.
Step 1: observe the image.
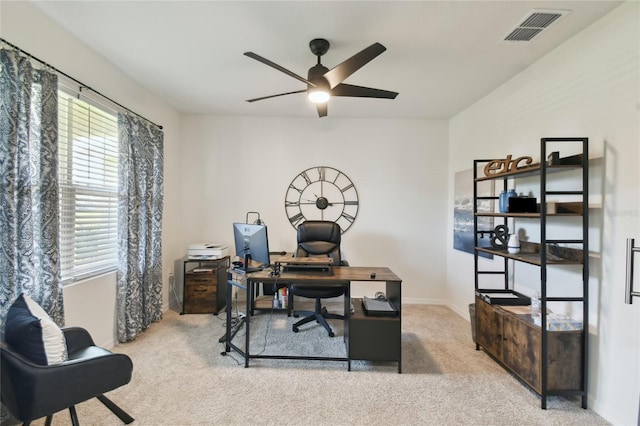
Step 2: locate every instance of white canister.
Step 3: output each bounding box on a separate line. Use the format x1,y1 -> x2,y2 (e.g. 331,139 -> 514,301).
507,234 -> 520,254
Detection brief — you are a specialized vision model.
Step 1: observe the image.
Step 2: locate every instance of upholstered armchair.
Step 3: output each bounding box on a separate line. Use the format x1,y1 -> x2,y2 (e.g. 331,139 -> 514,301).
1,326 -> 134,425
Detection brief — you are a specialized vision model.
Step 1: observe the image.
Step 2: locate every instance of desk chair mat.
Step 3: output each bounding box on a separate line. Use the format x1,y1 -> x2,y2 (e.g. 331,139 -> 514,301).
229,300 -> 346,358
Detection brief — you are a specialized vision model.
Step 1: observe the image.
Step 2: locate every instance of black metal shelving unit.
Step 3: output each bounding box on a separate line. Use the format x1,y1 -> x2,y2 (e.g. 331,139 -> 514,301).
473,137 -> 589,409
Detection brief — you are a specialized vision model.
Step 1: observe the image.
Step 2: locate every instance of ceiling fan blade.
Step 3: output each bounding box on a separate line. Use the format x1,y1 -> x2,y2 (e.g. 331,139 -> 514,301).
331,83 -> 398,99
246,89 -> 307,103
316,103 -> 328,118
323,43 -> 387,89
244,52 -> 315,87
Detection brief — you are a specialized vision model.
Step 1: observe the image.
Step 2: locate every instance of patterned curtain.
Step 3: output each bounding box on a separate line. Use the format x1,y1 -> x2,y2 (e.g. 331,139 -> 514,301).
0,48 -> 63,330
117,113 -> 164,342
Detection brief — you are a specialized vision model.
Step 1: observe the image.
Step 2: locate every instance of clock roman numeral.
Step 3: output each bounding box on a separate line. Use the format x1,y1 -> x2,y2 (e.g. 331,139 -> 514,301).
285,200 -> 300,207
289,183 -> 303,194
340,183 -> 354,192
340,212 -> 355,223
317,167 -> 326,181
344,200 -> 359,206
301,171 -> 312,185
288,212 -> 305,226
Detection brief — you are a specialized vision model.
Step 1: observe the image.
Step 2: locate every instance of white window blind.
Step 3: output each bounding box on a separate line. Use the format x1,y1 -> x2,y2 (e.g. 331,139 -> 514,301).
58,90 -> 119,282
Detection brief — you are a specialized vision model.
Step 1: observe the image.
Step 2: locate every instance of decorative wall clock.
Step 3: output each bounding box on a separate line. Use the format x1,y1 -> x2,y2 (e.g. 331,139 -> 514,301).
284,166 -> 359,233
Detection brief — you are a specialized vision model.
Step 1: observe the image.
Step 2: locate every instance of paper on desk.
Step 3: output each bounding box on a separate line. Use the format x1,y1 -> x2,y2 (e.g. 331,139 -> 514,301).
482,292 -> 519,298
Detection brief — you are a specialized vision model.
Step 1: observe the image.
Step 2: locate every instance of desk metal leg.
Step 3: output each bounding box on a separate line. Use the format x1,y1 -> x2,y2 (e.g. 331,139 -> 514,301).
244,281 -> 252,368
345,282 -> 351,371
225,279 -> 232,352
386,281 -> 402,374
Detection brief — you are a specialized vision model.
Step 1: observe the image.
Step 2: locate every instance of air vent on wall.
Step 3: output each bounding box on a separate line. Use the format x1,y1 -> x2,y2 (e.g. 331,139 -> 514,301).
502,9 -> 570,42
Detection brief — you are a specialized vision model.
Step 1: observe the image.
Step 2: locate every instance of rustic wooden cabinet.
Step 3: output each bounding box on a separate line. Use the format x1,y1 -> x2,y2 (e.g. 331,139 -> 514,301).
476,297 -> 583,394
473,137 -> 589,409
182,257 -> 229,314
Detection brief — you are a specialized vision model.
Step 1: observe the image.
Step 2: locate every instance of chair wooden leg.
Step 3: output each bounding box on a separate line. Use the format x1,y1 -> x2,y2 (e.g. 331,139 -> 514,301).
96,394 -> 134,424
69,406 -> 79,426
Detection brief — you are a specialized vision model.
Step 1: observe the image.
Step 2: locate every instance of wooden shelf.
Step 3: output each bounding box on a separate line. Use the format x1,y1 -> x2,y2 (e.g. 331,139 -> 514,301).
476,212 -> 582,218
476,202 -> 585,218
476,247 -> 583,266
477,239 -> 584,266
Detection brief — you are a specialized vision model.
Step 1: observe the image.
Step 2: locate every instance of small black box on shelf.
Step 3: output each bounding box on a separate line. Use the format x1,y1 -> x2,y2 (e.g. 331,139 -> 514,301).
508,196 -> 537,213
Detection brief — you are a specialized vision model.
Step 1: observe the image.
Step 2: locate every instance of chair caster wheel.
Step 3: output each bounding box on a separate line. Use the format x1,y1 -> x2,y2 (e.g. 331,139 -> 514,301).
293,326 -> 299,333
328,331 -> 335,337
294,314 -> 300,318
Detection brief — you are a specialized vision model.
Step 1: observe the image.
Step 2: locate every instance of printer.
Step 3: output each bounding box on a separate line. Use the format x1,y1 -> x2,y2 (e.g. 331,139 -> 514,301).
188,243 -> 229,260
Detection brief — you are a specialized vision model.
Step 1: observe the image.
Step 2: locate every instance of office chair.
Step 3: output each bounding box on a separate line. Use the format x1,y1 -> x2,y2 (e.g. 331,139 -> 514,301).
290,220 -> 348,337
1,326 -> 134,425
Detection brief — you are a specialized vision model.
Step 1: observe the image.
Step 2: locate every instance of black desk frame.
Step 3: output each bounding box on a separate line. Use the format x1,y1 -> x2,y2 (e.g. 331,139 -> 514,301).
224,267 -> 402,372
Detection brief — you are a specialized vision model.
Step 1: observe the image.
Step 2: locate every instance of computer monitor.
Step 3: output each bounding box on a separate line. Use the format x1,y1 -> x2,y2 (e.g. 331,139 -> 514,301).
233,223 -> 271,273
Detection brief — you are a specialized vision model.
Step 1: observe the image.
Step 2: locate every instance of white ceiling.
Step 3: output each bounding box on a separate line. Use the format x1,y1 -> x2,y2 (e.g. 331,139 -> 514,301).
32,0 -> 622,119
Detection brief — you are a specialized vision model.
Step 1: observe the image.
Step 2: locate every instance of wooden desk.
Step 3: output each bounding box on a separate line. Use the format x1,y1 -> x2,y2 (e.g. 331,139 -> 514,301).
224,266 -> 402,372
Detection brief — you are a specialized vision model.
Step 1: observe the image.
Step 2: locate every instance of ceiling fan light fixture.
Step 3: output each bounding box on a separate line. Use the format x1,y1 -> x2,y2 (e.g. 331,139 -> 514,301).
308,89 -> 330,104
245,38 -> 398,116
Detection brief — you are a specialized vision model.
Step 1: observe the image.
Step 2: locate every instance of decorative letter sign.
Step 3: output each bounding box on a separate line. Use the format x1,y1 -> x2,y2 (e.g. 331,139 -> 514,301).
483,155 -> 534,177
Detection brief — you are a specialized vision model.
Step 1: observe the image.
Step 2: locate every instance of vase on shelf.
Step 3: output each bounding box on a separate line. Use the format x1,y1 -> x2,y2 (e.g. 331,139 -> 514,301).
507,234 -> 521,254
499,189 -> 517,213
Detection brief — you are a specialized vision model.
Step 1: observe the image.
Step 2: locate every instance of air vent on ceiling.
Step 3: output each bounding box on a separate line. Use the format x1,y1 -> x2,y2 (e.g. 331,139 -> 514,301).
502,9 -> 570,42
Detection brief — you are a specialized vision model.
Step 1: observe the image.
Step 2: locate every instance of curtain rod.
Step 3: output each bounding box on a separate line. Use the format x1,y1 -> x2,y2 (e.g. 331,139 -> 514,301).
1,38 -> 163,130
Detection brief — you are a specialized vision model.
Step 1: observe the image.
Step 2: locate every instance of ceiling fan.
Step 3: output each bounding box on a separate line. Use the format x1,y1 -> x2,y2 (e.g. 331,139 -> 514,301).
244,38 -> 398,117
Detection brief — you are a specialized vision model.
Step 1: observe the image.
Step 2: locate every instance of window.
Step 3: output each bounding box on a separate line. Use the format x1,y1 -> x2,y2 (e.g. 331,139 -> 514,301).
58,90 -> 119,282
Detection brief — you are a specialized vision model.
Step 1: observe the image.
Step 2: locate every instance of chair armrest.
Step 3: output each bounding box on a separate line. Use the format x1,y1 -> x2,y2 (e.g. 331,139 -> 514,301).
62,327 -> 95,352
49,351 -> 133,398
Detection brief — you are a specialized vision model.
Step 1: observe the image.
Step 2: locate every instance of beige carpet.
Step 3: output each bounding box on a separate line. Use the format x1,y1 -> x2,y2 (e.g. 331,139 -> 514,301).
18,304 -> 608,426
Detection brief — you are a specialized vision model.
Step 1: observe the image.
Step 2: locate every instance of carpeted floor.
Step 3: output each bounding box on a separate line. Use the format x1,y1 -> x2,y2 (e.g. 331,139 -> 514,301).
15,304 -> 609,425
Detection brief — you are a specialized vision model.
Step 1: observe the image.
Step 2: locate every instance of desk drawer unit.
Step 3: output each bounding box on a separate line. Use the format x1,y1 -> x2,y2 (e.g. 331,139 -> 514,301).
349,298 -> 401,363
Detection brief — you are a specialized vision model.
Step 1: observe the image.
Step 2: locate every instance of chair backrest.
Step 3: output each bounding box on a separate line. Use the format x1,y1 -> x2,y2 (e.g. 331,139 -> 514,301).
295,221 -> 342,266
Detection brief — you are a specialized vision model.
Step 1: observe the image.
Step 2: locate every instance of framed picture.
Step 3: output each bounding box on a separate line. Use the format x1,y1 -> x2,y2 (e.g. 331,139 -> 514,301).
453,168 -> 494,258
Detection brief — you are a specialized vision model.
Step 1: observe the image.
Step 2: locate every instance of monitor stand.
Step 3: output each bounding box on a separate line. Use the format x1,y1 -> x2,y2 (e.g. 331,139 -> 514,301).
242,253 -> 262,273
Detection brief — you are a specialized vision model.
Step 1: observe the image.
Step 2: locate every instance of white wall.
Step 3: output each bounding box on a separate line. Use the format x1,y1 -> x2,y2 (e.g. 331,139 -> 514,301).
179,115 -> 449,302
1,1 -> 183,348
447,3 -> 639,424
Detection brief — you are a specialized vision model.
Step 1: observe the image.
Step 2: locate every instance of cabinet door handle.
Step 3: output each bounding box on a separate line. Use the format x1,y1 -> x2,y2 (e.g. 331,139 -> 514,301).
625,238 -> 640,304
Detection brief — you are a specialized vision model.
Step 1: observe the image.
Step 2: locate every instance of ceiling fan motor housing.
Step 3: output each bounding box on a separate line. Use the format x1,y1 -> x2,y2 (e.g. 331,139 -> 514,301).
309,38 -> 330,57
308,64 -> 330,89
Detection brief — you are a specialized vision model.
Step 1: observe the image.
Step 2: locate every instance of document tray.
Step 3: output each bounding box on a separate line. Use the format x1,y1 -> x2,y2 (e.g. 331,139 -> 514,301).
475,290 -> 531,306
362,296 -> 397,317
